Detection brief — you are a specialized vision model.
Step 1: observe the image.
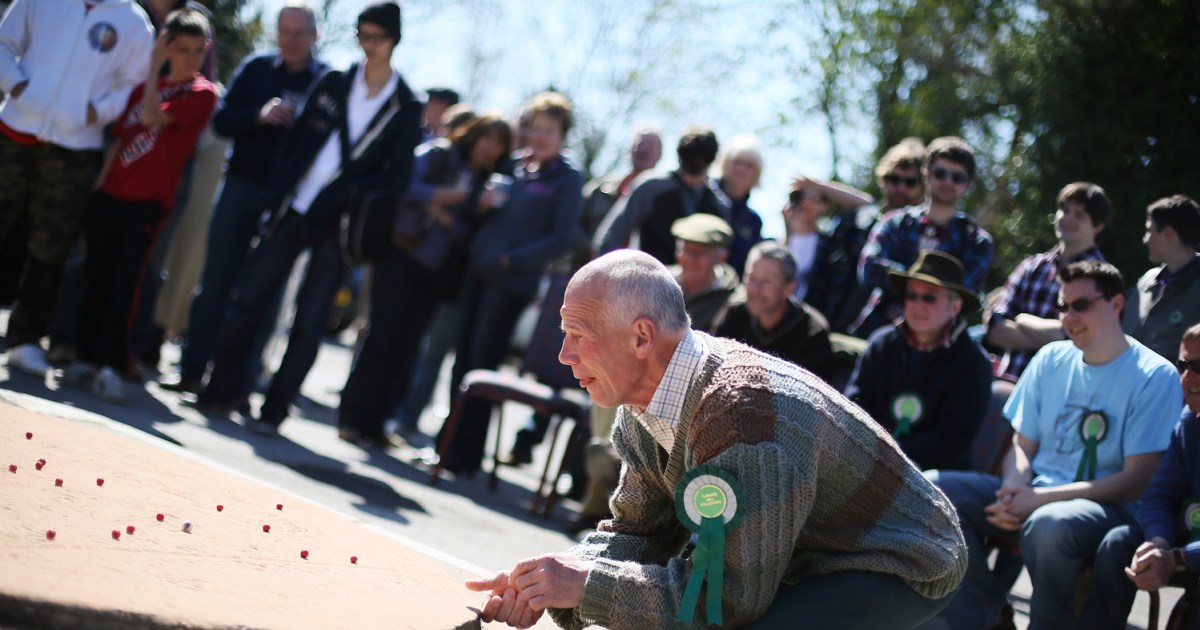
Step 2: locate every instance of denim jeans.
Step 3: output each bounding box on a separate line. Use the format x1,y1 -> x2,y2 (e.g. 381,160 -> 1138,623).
203,210 -> 345,425
179,174 -> 275,383
925,469 -> 1138,630
338,250 -> 439,439
396,301 -> 458,431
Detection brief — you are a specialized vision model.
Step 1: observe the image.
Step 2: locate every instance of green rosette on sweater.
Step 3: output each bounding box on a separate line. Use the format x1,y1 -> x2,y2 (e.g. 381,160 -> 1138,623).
675,464 -> 744,625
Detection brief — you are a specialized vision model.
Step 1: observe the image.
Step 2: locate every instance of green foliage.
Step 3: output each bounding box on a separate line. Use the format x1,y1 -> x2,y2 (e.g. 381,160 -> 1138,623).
211,0 -> 264,86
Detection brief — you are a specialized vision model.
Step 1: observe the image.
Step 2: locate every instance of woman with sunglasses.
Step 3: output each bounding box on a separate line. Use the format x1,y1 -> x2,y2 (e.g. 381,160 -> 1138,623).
845,250 -> 993,471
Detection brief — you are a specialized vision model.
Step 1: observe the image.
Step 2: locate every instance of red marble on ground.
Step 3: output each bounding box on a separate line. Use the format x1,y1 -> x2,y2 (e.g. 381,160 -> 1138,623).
0,403 -> 482,629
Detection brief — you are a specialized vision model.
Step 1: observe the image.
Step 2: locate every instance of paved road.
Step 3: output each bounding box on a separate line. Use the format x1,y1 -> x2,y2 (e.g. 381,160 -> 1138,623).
0,324 -> 1178,629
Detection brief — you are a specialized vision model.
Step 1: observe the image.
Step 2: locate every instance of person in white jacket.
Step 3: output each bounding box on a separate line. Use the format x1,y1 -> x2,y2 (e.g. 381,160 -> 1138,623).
0,0 -> 153,376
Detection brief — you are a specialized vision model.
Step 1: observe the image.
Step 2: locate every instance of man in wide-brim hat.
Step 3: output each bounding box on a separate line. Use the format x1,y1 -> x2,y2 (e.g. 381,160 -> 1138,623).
844,249 -> 994,471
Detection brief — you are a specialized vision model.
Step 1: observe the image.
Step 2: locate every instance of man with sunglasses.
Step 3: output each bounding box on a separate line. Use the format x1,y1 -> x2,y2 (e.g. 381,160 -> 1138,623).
1122,194 -> 1200,362
851,136 -> 993,339
987,182 -> 1111,380
845,251 -> 992,471
1084,324 -> 1200,629
807,138 -> 924,334
925,260 -> 1180,629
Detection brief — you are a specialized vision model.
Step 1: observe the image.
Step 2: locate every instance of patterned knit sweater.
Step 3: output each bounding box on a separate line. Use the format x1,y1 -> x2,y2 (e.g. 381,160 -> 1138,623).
548,334 -> 967,629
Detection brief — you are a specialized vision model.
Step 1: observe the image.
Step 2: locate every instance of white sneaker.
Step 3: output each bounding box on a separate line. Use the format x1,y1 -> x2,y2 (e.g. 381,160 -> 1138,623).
91,367 -> 128,404
60,361 -> 98,388
6,343 -> 50,376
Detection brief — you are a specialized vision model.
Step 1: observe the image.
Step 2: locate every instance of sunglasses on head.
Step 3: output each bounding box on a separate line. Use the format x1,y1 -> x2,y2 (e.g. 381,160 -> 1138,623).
905,291 -> 940,305
1054,295 -> 1109,314
930,166 -> 970,185
1179,358 -> 1200,374
884,174 -> 921,188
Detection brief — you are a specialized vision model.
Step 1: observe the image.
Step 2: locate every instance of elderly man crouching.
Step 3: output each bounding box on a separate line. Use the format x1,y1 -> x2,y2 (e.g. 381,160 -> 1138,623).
467,249 -> 967,629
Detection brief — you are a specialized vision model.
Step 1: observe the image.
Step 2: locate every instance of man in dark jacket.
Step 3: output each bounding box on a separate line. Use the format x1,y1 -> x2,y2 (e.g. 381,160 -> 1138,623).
196,2 -> 422,436
667,214 -> 740,333
161,3 -> 325,394
716,241 -> 834,382
845,250 -> 992,471
593,126 -> 731,265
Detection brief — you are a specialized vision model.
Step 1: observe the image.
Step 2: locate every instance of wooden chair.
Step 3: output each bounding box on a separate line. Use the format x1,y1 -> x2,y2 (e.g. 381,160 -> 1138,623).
430,270 -> 588,517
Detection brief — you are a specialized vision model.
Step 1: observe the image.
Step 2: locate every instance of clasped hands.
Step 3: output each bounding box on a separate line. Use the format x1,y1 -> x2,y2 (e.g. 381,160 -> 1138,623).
465,554 -> 593,628
1124,540 -> 1177,591
983,482 -> 1047,531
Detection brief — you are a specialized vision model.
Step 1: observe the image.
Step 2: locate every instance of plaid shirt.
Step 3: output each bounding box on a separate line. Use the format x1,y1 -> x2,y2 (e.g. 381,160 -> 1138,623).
990,244 -> 1104,379
851,205 -> 993,337
627,330 -> 708,452
806,204 -> 883,333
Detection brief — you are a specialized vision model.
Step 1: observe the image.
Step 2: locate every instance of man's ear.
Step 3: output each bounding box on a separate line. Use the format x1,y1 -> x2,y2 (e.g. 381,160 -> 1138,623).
950,296 -> 963,318
1110,292 -> 1125,315
632,317 -> 656,359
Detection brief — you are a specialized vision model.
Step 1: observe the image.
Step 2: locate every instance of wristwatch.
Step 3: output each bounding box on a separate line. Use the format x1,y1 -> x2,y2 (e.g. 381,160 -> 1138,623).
1173,547 -> 1189,573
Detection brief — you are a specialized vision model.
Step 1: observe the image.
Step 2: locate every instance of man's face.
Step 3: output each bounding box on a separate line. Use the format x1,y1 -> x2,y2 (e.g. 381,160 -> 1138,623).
355,22 -> 394,63
166,33 -> 208,78
558,281 -> 643,408
744,256 -> 795,321
903,279 -> 961,339
424,98 -> 451,134
630,133 -> 662,172
926,158 -> 972,207
1058,278 -> 1119,352
881,164 -> 924,208
1054,201 -> 1102,249
277,8 -> 316,68
675,241 -> 724,288
1143,217 -> 1168,264
1181,339 -> 1200,414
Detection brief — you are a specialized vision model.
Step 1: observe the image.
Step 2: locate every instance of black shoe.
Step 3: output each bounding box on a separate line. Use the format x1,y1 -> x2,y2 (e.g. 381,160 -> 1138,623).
247,418 -> 281,437
158,374 -> 202,394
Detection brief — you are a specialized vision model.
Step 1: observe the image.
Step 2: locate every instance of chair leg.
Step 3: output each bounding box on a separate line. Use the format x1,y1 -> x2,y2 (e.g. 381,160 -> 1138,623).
431,390 -> 468,486
540,417 -> 580,519
1149,590 -> 1160,630
531,415 -> 562,516
489,406 -> 504,492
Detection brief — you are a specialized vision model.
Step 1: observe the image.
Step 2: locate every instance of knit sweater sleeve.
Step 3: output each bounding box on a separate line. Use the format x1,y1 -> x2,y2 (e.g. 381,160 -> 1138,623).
570,442 -> 808,629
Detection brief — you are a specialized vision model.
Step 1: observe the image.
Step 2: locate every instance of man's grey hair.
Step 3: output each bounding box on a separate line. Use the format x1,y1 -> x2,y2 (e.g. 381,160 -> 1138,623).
746,240 -> 797,284
572,250 -> 691,332
280,1 -> 318,31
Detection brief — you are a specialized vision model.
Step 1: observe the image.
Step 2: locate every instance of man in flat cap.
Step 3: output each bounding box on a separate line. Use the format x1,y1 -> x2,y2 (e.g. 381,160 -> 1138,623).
668,213 -> 740,333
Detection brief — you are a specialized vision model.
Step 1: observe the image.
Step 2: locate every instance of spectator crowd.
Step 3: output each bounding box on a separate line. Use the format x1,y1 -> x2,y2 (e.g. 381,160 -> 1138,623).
3,1 -> 1200,628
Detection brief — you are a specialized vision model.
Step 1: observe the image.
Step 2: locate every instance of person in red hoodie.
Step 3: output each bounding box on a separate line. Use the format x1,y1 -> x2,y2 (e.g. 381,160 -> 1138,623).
61,9 -> 217,404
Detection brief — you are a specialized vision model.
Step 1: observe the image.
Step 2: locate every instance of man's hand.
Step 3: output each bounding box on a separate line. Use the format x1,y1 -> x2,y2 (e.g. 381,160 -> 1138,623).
11,80 -> 28,99
511,553 -> 593,612
466,572 -> 543,628
984,483 -> 1045,531
1125,541 -> 1174,591
258,97 -> 295,126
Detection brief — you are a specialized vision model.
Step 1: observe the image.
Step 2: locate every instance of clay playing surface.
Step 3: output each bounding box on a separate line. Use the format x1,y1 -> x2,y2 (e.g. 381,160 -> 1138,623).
0,403 -> 484,629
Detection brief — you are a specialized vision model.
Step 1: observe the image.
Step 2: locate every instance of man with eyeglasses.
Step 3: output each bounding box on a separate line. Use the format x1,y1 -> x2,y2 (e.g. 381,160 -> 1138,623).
986,182 -> 1111,381
1122,194 -> 1200,362
1084,323 -> 1200,629
851,136 -> 993,339
845,251 -> 992,471
924,260 -> 1180,629
807,137 -> 924,334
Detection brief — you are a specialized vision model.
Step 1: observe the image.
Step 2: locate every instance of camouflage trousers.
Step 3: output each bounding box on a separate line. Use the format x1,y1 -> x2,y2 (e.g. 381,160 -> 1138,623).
0,134 -> 101,347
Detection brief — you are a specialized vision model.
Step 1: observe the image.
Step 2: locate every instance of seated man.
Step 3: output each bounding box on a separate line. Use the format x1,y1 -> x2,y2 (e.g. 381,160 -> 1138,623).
468,250 -> 967,629
1123,194 -> 1200,362
1084,323 -> 1200,629
925,260 -> 1181,630
668,213 -> 740,333
845,251 -> 992,471
716,240 -> 834,382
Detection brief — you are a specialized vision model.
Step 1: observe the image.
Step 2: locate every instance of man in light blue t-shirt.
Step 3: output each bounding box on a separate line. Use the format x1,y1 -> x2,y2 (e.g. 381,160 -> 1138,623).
924,260 -> 1182,630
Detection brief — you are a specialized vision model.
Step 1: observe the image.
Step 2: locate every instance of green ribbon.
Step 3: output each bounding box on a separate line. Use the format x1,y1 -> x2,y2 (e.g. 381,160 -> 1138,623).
677,516 -> 725,624
1074,436 -> 1099,482
893,418 -> 912,439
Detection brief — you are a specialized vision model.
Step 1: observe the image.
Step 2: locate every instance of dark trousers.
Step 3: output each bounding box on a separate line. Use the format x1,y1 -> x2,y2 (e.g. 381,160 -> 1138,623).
1084,524 -> 1200,630
747,571 -> 954,629
437,274 -> 533,471
396,301 -> 459,431
75,192 -> 165,372
179,174 -> 276,384
202,210 -> 345,424
338,251 -> 439,439
0,135 -> 101,347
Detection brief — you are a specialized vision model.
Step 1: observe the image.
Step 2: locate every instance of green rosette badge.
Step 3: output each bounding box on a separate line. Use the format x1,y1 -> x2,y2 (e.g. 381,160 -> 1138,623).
1183,501 -> 1200,543
1074,411 -> 1108,482
890,391 -> 925,438
675,465 -> 743,625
